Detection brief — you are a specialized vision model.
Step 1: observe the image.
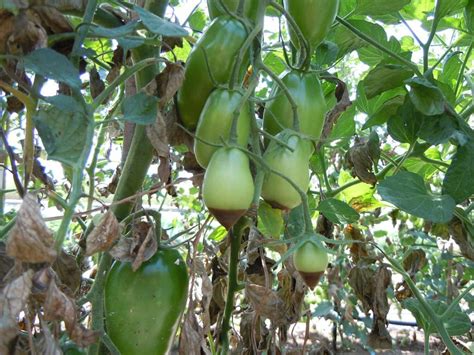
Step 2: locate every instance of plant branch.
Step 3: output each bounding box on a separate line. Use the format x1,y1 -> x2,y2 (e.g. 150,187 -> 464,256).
336,16 -> 422,77
454,42 -> 473,97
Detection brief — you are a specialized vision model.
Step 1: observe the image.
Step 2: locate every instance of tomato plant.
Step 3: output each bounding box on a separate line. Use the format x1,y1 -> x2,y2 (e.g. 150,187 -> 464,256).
105,249 -> 188,355
0,0 -> 472,354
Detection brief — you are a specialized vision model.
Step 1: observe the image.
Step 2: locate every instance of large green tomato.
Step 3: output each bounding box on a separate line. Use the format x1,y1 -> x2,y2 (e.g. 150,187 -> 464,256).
284,0 -> 339,51
202,147 -> 254,229
207,0 -> 260,23
263,70 -> 326,142
105,249 -> 189,355
194,89 -> 251,168
261,130 -> 312,210
177,16 -> 249,130
293,241 -> 328,289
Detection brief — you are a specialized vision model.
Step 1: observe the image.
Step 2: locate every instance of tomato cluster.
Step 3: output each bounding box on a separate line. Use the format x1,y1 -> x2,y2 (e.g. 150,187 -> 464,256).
176,0 -> 341,287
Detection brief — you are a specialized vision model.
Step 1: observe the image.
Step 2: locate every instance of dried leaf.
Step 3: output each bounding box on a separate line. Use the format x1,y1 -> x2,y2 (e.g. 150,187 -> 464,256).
89,67 -> 105,99
0,270 -> 34,353
6,193 -> 57,264
109,222 -> 158,270
368,266 -> 392,349
348,265 -> 375,314
85,211 -> 120,256
7,11 -> 47,55
449,216 -> 474,261
0,241 -> 15,289
131,226 -> 157,271
37,320 -> 62,355
43,276 -> 99,347
402,249 -> 427,275
155,62 -> 185,108
146,111 -> 169,158
344,134 -> 380,185
317,78 -> 352,150
245,284 -> 287,326
52,250 -> 82,295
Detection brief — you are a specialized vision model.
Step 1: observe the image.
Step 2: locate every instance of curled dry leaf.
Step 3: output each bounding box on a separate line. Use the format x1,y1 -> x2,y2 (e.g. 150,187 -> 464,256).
0,241 -> 15,289
85,211 -> 120,256
344,133 -> 380,185
109,222 -> 158,271
0,270 -> 34,353
156,62 -> 185,108
43,275 -> 99,348
5,11 -> 47,55
317,77 -> 352,150
6,193 -> 57,264
395,249 -> 427,301
52,250 -> 82,295
368,266 -> 392,349
245,284 -> 288,326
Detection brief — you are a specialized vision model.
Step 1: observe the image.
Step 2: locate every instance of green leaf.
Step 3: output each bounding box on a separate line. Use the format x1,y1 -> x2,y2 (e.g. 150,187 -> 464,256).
314,41 -> 339,68
287,204 -> 305,238
406,77 -> 446,116
23,48 -> 81,90
378,171 -> 456,223
258,202 -> 284,238
417,113 -> 458,145
363,64 -> 413,99
401,0 -> 435,21
317,198 -> 360,224
404,298 -> 471,336
442,140 -> 474,203
328,106 -> 356,145
135,6 -> 188,37
263,52 -> 286,76
208,226 -> 227,242
312,301 -> 334,317
34,105 -> 89,167
89,21 -> 138,38
188,8 -> 207,32
436,0 -> 468,19
355,0 -> 410,15
363,95 -> 405,129
337,170 -> 381,212
44,95 -> 85,113
387,98 -> 422,144
121,93 -> 158,125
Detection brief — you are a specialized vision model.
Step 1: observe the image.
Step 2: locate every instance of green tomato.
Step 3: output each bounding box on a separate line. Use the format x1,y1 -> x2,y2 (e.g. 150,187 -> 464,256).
203,147 -> 254,229
194,89 -> 251,168
263,70 -> 326,142
284,0 -> 340,51
261,130 -> 311,210
177,16 -> 249,130
105,249 -> 189,355
293,241 -> 328,289
207,0 -> 261,23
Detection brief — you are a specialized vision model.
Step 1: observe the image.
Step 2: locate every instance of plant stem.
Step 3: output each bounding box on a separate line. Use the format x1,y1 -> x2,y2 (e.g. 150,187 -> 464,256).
72,0 -> 98,59
336,16 -> 422,77
424,332 -> 430,355
454,42 -> 473,97
219,224 -> 244,354
423,0 -> 442,73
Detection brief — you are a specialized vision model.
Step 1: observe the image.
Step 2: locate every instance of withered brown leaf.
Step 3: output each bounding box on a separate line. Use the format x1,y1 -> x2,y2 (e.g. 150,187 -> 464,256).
6,193 -> 57,264
0,270 -> 34,353
85,211 -> 120,256
43,277 -> 99,347
245,284 -> 287,326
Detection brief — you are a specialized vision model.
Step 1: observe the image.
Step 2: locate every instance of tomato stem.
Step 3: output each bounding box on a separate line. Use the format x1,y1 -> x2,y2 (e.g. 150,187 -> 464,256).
218,226 -> 243,354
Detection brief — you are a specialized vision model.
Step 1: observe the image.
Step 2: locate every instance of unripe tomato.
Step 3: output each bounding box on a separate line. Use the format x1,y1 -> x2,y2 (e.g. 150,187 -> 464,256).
194,89 -> 251,168
293,241 -> 328,289
203,147 -> 254,229
207,0 -> 260,23
177,16 -> 249,130
261,131 -> 311,210
105,249 -> 189,355
284,0 -> 340,51
263,70 -> 326,142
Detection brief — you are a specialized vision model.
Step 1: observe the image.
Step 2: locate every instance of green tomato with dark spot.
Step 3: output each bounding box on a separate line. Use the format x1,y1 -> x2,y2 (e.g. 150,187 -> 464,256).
293,240 -> 329,289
